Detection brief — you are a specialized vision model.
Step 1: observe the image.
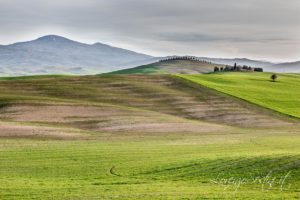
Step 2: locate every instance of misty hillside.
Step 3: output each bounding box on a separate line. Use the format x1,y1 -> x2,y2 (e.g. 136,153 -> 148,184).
0,35 -> 153,76
270,61 -> 300,73
199,57 -> 274,68
197,57 -> 300,73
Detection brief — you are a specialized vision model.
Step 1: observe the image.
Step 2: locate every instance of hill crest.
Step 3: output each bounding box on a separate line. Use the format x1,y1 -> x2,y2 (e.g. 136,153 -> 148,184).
108,58 -> 222,75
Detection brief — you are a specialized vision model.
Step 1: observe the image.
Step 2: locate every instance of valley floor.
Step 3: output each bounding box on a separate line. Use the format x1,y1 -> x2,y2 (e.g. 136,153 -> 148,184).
0,74 -> 299,199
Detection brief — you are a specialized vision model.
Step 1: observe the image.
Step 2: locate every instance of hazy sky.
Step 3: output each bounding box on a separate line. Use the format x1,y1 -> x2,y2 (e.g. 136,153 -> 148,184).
1,0 -> 300,61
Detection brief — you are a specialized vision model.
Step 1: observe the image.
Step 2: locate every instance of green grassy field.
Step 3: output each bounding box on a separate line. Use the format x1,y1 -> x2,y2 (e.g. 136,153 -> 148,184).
0,130 -> 300,199
0,74 -> 299,199
178,73 -> 300,118
108,63 -> 162,74
1,131 -> 300,199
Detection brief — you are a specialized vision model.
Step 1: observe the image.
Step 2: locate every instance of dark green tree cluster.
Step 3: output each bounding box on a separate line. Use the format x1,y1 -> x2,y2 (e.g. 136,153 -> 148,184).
271,74 -> 278,82
214,63 -> 263,72
159,56 -> 212,64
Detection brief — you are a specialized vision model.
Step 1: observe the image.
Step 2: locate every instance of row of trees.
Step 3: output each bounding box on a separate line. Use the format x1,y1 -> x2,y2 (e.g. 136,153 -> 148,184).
159,56 -> 212,64
214,63 -> 263,72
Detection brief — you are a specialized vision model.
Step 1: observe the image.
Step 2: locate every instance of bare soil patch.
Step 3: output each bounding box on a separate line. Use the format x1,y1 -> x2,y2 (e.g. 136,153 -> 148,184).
0,104 -> 227,134
0,122 -> 85,139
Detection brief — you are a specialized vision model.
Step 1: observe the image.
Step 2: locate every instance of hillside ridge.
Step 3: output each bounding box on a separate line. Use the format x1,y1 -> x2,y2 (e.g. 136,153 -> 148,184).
108,58 -> 223,75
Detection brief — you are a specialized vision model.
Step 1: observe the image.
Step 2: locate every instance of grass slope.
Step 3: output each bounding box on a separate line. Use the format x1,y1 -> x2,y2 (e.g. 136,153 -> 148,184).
0,74 -> 291,129
108,60 -> 221,74
178,73 -> 300,118
0,74 -> 299,199
108,63 -> 162,74
1,130 -> 300,199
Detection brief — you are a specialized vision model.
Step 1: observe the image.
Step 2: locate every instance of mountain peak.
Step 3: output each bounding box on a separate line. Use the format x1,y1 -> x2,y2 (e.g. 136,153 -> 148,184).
0,35 -> 153,76
36,35 -> 72,42
92,42 -> 111,47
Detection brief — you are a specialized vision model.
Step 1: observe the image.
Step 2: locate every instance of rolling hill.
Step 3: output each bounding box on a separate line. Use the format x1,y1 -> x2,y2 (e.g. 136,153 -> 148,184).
0,74 -> 293,129
0,35 -> 153,76
108,57 -> 300,75
0,74 -> 299,199
108,59 -> 222,74
179,73 -> 300,118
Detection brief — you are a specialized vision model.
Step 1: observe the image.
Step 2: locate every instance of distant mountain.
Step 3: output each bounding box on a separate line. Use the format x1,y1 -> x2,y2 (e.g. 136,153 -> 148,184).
270,61 -> 300,73
0,35 -> 153,76
0,36 -> 298,76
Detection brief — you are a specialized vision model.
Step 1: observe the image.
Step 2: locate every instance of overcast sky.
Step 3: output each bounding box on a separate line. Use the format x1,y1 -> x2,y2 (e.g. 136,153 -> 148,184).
1,0 -> 300,62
